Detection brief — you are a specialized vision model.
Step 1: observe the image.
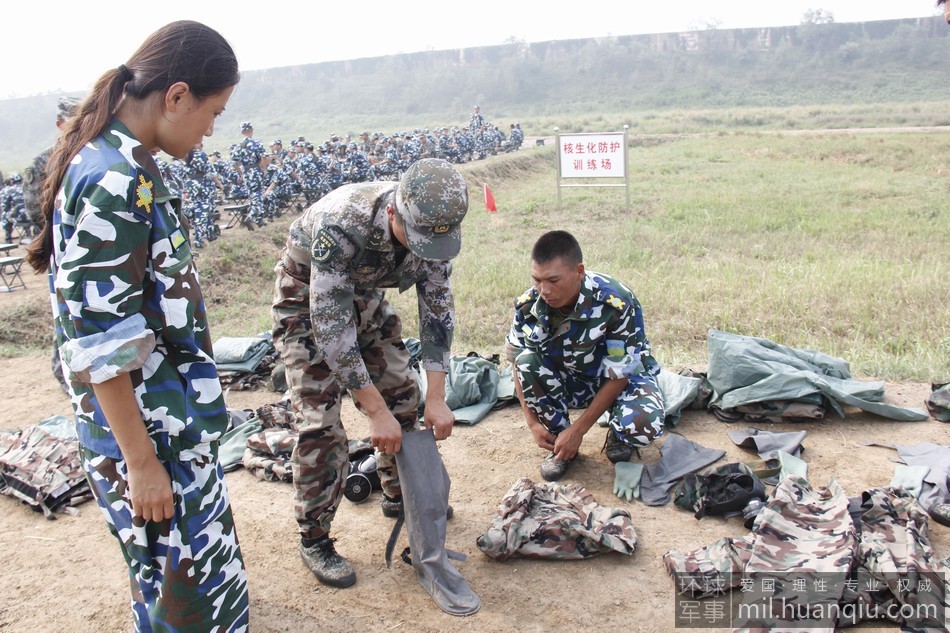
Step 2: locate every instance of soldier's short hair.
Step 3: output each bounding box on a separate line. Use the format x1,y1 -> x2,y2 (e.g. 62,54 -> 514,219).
532,230 -> 583,267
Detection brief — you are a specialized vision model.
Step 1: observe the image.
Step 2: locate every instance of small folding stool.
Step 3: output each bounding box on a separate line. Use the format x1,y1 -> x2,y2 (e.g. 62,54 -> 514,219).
0,256 -> 26,292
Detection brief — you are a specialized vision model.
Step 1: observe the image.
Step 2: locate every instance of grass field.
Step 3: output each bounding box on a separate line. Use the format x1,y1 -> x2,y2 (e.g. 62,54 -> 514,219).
2,127 -> 947,382
433,130 -> 949,381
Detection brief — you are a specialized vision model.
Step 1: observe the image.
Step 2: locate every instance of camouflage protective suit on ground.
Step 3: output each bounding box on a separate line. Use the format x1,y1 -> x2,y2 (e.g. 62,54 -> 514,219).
663,477 -> 948,630
272,180 -> 457,543
505,271 -> 665,449
476,476 -> 638,560
50,119 -> 248,632
0,420 -> 90,516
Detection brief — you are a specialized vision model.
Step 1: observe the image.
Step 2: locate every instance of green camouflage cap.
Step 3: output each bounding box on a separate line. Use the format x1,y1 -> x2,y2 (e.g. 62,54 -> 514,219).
395,158 -> 468,260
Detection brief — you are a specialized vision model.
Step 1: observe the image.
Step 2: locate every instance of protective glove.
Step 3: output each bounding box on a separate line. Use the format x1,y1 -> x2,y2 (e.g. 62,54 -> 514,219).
613,462 -> 644,502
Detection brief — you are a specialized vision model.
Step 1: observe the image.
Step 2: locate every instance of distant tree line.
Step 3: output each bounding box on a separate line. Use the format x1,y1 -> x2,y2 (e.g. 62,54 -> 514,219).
1,15 -> 947,170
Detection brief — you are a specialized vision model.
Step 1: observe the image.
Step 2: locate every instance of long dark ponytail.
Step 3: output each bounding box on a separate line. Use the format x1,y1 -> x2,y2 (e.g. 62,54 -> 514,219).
26,20 -> 240,273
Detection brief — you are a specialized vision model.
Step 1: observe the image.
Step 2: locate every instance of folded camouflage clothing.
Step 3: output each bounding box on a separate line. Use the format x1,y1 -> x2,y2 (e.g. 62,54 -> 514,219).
242,428 -> 297,482
0,416 -> 91,518
476,477 -> 637,560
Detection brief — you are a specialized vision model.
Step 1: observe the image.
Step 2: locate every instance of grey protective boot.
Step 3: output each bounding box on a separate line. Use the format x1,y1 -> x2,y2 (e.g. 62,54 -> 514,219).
393,429 -> 480,616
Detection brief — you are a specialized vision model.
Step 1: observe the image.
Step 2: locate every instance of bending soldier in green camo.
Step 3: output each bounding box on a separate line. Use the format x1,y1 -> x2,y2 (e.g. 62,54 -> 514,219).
272,158 -> 468,588
506,230 -> 665,496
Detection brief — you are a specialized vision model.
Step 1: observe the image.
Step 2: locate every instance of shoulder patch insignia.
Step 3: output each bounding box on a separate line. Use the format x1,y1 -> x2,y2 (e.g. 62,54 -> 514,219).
606,339 -> 626,357
311,229 -> 339,263
134,174 -> 154,213
169,228 -> 186,251
606,295 -> 626,311
516,289 -> 534,307
367,227 -> 385,249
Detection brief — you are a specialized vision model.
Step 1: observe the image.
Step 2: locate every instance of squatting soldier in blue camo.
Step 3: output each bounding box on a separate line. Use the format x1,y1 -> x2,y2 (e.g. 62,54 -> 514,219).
272,158 -> 469,589
506,230 -> 665,494
455,128 -> 475,162
263,153 -> 297,218
505,123 -> 524,152
297,142 -> 325,204
400,132 -> 422,170
24,21 -> 248,631
237,121 -> 267,225
182,144 -> 220,248
210,149 -> 238,200
0,173 -> 26,243
437,128 -> 456,162
320,144 -> 344,190
371,137 -> 400,180
342,142 -> 373,184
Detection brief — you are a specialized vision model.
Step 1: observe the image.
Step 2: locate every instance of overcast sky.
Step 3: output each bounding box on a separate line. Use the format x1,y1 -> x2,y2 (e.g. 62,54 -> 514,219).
3,0 -> 943,98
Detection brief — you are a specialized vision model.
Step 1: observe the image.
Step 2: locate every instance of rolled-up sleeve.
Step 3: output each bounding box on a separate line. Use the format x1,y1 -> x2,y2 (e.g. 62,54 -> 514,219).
415,261 -> 454,373
505,300 -> 530,364
56,176 -> 154,384
599,301 -> 650,380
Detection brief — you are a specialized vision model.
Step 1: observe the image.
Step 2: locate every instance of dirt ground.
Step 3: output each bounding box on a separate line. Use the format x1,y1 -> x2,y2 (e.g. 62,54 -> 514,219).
0,248 -> 947,632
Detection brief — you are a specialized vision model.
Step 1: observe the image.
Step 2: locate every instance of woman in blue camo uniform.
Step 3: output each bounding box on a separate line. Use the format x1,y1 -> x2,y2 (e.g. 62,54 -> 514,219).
24,21 -> 249,632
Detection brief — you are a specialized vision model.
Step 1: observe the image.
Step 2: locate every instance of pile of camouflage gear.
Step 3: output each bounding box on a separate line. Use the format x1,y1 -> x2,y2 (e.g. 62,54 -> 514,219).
476,477 -> 637,561
0,416 -> 91,518
239,402 -> 299,483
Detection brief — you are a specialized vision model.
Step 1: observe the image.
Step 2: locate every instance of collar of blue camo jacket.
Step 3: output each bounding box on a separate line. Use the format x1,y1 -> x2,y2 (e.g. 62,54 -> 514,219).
533,273 -> 598,324
101,118 -> 173,202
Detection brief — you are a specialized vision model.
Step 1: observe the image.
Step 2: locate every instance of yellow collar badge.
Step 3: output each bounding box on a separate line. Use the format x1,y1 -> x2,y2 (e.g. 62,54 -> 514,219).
135,174 -> 154,213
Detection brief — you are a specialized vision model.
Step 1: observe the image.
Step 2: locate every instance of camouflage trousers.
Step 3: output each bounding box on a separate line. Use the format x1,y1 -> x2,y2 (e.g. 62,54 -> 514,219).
186,201 -> 213,247
515,349 -> 665,448
2,207 -> 28,240
272,263 -> 419,542
243,167 -> 264,223
80,443 -> 249,633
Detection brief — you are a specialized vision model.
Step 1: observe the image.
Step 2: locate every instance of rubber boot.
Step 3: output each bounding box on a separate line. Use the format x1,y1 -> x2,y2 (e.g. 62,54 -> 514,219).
394,429 -> 479,616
